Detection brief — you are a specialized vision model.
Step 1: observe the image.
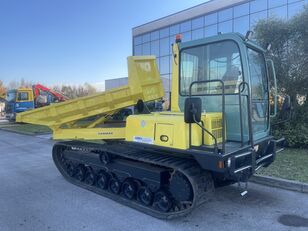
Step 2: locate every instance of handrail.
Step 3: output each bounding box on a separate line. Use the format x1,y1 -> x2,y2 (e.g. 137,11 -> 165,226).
188,79 -> 225,154
238,81 -> 253,148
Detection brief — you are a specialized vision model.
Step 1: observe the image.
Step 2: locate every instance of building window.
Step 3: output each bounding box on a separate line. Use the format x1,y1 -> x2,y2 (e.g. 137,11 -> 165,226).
160,27 -> 169,38
218,8 -> 233,22
205,12 -> 218,25
150,40 -> 159,57
160,37 -> 170,56
218,20 -> 233,33
192,16 -> 204,29
250,10 -> 268,29
134,45 -> 142,55
234,15 -> 249,35
142,33 -> 150,43
134,36 -> 142,46
142,42 -> 151,55
181,31 -> 192,42
269,5 -> 288,20
233,2 -> 249,18
180,20 -> 191,32
170,24 -> 180,35
192,28 -> 204,40
250,0 -> 268,13
160,56 -> 170,74
151,30 -> 159,41
268,0 -> 287,9
204,24 -> 218,37
288,1 -> 306,19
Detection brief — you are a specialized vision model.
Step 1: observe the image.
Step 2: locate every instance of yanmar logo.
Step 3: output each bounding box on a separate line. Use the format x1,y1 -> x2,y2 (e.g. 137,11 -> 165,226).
97,132 -> 113,135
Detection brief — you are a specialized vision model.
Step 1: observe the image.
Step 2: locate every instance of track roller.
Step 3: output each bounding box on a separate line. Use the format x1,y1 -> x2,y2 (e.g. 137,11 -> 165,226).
137,186 -> 153,206
109,177 -> 121,194
75,164 -> 86,181
122,179 -> 137,200
153,190 -> 173,212
97,171 -> 109,189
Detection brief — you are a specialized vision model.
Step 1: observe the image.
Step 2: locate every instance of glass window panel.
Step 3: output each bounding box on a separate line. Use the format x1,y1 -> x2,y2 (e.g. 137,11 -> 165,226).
205,12 -> 218,25
151,30 -> 159,41
150,40 -> 159,57
170,24 -> 180,35
234,16 -> 249,35
160,37 -> 170,57
234,3 -> 249,18
134,45 -> 142,55
142,42 -> 151,55
192,28 -> 204,40
192,16 -> 204,29
288,1 -> 306,19
180,20 -> 191,32
180,41 -> 243,95
218,20 -> 233,33
169,55 -> 173,75
142,33 -> 150,43
218,8 -> 233,22
18,92 -> 29,101
250,10 -> 268,28
204,24 -> 218,37
156,57 -> 160,71
160,27 -> 169,38
134,36 -> 142,45
250,0 -> 268,13
269,0 -> 287,8
288,0 -> 303,2
182,31 -> 192,42
160,56 -> 170,75
269,5 -> 287,20
161,74 -> 171,97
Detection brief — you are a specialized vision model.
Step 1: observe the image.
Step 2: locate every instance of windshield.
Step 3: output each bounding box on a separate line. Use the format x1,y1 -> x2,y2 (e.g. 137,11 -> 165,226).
180,40 -> 243,95
6,90 -> 16,102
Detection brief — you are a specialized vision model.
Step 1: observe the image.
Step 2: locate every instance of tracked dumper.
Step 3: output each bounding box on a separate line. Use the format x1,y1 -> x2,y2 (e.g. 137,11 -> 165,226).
17,33 -> 286,219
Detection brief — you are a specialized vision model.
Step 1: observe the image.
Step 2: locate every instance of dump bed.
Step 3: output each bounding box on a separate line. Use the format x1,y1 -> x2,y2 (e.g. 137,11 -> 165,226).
16,56 -> 164,131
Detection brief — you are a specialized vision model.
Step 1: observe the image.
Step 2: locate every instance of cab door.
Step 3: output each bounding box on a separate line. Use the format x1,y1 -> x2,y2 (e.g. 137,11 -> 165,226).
15,90 -> 35,113
247,48 -> 269,141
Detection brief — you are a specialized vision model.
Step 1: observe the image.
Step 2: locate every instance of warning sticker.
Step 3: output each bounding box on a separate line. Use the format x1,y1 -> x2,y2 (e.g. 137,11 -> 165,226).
133,136 -> 154,144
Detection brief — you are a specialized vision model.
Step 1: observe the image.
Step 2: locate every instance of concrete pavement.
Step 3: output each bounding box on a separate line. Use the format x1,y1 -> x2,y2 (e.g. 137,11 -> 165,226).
0,130 -> 308,231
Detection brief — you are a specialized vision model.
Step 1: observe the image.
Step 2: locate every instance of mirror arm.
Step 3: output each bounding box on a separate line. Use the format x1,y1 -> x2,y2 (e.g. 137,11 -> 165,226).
192,114 -> 218,150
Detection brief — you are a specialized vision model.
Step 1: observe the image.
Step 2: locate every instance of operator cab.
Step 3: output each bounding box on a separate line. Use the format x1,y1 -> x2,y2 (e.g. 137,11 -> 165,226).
174,33 -> 273,154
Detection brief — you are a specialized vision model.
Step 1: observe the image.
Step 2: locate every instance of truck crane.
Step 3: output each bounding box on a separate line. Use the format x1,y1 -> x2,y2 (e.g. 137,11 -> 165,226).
17,32 -> 287,219
5,84 -> 68,120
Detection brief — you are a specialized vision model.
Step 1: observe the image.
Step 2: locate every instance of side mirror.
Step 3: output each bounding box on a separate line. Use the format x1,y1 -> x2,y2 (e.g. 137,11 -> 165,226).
184,97 -> 202,123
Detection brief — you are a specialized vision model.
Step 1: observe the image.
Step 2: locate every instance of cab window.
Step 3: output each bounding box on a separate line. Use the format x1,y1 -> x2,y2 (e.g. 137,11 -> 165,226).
180,40 -> 243,95
17,92 -> 29,101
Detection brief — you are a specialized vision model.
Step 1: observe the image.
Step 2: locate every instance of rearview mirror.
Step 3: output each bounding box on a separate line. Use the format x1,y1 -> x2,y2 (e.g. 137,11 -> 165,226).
184,97 -> 202,123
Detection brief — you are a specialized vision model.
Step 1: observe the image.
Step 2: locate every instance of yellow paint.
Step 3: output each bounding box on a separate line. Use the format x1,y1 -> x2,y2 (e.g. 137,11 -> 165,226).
171,43 -> 180,112
16,56 -> 165,141
53,127 -> 125,140
125,112 -> 223,149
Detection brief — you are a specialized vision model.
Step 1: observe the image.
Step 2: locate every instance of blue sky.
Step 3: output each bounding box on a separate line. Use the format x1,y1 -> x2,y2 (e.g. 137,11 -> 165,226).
0,0 -> 207,88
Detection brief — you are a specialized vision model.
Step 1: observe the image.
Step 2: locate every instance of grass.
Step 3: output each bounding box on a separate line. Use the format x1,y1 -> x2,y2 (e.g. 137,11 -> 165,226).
0,122 -> 51,135
257,148 -> 308,184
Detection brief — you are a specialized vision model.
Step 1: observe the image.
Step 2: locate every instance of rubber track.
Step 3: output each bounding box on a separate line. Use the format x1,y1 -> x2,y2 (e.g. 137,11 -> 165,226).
52,141 -> 214,219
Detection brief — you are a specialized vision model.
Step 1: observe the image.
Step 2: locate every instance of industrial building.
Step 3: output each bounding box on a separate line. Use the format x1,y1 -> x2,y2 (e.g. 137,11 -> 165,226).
106,0 -> 307,97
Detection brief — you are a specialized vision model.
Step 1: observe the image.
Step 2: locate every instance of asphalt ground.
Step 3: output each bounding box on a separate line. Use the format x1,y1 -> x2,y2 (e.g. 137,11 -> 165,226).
0,130 -> 308,231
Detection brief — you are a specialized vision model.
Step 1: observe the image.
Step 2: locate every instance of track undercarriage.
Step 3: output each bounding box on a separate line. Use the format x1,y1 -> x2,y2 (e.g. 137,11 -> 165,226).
53,141 -> 214,219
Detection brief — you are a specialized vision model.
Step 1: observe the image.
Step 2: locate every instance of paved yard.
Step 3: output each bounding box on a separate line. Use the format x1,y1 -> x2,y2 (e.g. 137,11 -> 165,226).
0,130 -> 307,231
